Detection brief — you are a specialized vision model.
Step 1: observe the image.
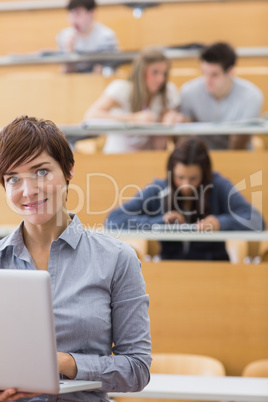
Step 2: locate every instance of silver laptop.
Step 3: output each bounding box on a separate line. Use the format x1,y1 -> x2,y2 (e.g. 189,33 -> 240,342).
0,269 -> 102,394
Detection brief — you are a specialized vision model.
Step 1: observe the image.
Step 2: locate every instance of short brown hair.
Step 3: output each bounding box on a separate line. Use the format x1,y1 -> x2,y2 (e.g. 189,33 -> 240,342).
200,42 -> 237,72
67,0 -> 96,11
0,116 -> 74,187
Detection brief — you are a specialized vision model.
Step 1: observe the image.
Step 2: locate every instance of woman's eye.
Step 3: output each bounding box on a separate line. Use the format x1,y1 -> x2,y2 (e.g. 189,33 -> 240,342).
7,176 -> 20,185
37,169 -> 48,177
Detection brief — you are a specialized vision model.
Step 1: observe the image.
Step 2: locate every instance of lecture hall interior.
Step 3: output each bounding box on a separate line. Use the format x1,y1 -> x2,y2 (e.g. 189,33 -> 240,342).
0,0 -> 268,400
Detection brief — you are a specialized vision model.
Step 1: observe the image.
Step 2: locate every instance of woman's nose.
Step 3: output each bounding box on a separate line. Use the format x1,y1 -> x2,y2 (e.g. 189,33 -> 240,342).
22,178 -> 39,198
159,74 -> 165,84
182,179 -> 190,186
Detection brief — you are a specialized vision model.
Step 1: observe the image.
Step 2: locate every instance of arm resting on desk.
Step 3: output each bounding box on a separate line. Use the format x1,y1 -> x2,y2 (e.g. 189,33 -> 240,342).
212,173 -> 265,231
106,180 -> 166,230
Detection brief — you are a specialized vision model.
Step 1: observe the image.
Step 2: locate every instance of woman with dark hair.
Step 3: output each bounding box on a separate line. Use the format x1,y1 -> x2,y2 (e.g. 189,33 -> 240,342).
0,116 -> 151,402
106,137 -> 265,260
164,138 -> 213,226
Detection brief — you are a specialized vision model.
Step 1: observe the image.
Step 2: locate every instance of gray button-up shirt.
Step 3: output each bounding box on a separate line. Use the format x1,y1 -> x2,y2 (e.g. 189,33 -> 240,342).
0,214 -> 151,402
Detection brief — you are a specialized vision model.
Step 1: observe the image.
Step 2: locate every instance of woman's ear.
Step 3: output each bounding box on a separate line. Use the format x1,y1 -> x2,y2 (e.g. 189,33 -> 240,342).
69,165 -> 75,180
226,66 -> 235,77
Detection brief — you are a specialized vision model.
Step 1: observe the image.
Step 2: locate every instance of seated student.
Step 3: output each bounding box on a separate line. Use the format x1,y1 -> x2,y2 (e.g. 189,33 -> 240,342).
179,42 -> 263,150
57,0 -> 119,73
106,137 -> 265,261
0,116 -> 151,402
84,47 -> 183,153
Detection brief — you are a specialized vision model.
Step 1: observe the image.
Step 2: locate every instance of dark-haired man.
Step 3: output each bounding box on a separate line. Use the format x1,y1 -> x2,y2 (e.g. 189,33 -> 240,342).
179,42 -> 263,149
57,0 -> 119,73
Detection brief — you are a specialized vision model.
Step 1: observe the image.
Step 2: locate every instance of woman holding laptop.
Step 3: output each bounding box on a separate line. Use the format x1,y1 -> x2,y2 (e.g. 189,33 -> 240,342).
0,389 -> 36,401
106,137 -> 265,260
0,116 -> 151,401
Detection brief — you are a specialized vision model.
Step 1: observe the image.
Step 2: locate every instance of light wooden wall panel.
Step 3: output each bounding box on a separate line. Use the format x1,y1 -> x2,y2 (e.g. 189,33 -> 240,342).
141,260 -> 268,375
0,1 -> 267,55
0,72 -> 111,126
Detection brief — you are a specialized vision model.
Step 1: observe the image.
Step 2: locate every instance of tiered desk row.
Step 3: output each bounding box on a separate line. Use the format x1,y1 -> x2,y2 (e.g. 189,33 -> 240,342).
0,68 -> 268,128
0,1 -> 267,125
1,148 -> 268,259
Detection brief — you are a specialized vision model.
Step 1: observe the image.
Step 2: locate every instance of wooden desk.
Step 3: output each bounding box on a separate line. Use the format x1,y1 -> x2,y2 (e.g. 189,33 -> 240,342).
61,120 -> 268,136
0,47 -> 268,68
105,229 -> 268,242
141,261 -> 268,376
110,374 -> 268,402
0,225 -> 267,244
0,51 -> 136,67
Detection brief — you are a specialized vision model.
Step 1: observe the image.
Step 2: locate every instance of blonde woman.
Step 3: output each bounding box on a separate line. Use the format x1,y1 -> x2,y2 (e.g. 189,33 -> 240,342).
84,47 -> 183,153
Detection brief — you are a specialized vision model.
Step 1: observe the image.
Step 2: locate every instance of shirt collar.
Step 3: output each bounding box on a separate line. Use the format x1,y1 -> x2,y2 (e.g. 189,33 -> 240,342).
0,220 -> 25,256
0,214 -> 84,253
58,213 -> 84,249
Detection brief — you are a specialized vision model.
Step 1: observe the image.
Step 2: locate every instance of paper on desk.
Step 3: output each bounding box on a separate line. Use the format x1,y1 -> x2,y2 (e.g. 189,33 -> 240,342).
174,119 -> 266,130
82,119 -> 172,130
82,119 -> 127,130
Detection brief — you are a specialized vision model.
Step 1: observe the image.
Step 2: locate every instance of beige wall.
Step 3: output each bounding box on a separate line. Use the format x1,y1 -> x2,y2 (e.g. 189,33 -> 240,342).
142,260 -> 268,376
0,1 -> 267,54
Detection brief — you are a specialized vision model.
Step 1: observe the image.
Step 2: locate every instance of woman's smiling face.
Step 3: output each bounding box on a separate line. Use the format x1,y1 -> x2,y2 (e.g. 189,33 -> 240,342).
3,152 -> 73,226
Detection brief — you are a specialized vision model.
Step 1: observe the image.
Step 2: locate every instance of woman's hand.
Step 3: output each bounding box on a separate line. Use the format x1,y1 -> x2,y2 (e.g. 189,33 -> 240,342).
64,30 -> 78,53
0,389 -> 17,402
196,215 -> 220,231
58,352 -> 78,380
132,110 -> 157,123
161,111 -> 186,124
163,211 -> 186,224
0,389 -> 39,401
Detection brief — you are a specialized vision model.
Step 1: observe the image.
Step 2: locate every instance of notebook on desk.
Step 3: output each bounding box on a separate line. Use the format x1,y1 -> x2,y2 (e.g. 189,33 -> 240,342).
82,119 -> 127,130
0,269 -> 102,395
82,119 -> 172,131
